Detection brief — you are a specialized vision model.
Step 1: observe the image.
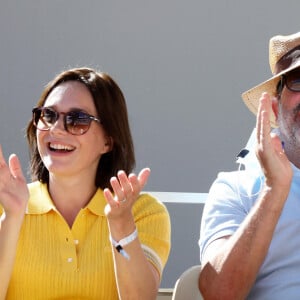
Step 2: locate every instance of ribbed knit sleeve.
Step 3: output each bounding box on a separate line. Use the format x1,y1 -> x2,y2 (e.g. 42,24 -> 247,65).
133,193 -> 171,276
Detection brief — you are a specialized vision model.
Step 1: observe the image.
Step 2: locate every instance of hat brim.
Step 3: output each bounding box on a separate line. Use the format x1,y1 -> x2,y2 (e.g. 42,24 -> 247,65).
242,60 -> 300,128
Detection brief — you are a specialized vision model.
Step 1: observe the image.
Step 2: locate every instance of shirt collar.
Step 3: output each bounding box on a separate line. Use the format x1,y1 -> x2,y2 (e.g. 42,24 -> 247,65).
26,181 -> 106,216
86,188 -> 106,216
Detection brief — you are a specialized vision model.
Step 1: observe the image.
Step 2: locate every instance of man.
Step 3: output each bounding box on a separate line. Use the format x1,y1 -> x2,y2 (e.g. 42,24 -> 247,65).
199,32 -> 300,299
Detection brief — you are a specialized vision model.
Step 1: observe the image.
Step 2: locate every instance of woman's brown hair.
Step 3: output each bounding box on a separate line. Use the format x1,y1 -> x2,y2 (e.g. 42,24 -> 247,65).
26,67 -> 135,190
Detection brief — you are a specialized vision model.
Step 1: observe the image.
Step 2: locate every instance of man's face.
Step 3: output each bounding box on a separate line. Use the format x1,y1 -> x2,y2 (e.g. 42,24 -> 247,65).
276,86 -> 300,166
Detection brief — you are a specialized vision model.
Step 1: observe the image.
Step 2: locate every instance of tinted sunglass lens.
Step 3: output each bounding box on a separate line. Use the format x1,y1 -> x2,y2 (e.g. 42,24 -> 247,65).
42,108 -> 58,124
33,109 -> 42,126
65,111 -> 91,135
286,72 -> 300,91
33,108 -> 58,130
291,79 -> 300,91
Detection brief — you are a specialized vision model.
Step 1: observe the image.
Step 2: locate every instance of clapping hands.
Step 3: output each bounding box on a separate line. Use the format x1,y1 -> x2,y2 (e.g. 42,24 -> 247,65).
104,168 -> 150,220
255,93 -> 292,188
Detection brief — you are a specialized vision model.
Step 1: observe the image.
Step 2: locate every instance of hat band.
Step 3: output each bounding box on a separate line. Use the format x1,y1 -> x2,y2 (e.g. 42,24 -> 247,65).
275,45 -> 300,74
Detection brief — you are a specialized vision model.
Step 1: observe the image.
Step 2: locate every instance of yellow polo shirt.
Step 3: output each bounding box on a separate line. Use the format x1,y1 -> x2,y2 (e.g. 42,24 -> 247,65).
2,181 -> 171,299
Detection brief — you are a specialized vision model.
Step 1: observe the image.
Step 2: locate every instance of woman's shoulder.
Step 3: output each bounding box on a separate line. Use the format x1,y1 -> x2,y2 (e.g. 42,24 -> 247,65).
26,181 -> 54,214
133,192 -> 169,216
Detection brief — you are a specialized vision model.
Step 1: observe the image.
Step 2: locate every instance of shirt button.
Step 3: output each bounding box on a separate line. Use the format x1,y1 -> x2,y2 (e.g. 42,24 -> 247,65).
67,257 -> 73,263
74,240 -> 79,245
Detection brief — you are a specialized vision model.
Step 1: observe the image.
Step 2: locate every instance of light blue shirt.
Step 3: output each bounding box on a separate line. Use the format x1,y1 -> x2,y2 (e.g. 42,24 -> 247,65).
199,132 -> 300,299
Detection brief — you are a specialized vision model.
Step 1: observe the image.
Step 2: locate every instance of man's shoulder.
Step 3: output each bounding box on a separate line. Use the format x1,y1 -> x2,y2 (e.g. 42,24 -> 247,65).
214,168 -> 262,186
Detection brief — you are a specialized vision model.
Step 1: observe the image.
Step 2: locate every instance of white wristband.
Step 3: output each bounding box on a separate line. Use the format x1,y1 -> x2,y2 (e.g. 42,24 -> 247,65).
110,228 -> 138,260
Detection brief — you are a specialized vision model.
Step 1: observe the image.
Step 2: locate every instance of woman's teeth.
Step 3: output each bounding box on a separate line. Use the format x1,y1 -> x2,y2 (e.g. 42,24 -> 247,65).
49,143 -> 74,152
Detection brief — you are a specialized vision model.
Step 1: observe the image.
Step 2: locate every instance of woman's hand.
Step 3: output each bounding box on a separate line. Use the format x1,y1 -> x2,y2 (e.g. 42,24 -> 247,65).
104,168 -> 150,221
0,145 -> 29,219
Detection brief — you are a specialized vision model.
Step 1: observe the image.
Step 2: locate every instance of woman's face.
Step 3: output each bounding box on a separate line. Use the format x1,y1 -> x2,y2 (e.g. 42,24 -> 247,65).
36,81 -> 111,181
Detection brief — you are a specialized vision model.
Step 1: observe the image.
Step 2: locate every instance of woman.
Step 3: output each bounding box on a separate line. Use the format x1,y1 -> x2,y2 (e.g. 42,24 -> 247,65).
0,67 -> 171,299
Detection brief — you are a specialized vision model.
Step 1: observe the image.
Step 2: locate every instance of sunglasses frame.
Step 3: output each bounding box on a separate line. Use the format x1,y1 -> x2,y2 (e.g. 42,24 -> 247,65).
279,70 -> 300,93
32,106 -> 101,135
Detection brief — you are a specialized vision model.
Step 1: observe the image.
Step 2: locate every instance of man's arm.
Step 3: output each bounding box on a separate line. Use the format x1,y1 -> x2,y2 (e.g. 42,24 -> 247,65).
199,184 -> 289,299
199,93 -> 293,299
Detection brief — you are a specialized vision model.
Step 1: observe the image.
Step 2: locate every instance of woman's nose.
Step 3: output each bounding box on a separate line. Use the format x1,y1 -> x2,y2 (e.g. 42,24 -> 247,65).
49,114 -> 67,135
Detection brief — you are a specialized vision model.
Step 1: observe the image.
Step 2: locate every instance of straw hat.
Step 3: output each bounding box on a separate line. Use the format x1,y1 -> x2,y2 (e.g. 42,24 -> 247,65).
242,32 -> 300,127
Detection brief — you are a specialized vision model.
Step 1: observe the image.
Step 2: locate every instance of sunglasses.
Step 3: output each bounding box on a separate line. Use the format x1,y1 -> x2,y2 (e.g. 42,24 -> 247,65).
280,69 -> 300,92
32,107 -> 101,135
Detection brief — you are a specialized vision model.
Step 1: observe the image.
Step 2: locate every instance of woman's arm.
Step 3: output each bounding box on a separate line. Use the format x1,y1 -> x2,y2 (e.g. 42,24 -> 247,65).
104,168 -> 164,300
0,146 -> 29,299
107,214 -> 160,300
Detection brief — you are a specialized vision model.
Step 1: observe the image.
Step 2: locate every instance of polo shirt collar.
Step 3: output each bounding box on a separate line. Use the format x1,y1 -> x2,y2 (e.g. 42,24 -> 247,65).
26,181 -> 106,216
86,189 -> 106,216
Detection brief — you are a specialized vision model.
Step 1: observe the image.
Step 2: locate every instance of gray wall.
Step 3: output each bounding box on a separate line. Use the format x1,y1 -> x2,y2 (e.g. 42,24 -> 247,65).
1,1 -> 300,193
145,192 -> 206,288
163,202 -> 203,288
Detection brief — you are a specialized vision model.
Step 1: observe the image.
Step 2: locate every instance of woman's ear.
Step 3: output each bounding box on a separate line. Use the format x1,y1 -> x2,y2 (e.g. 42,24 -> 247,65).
103,136 -> 113,153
